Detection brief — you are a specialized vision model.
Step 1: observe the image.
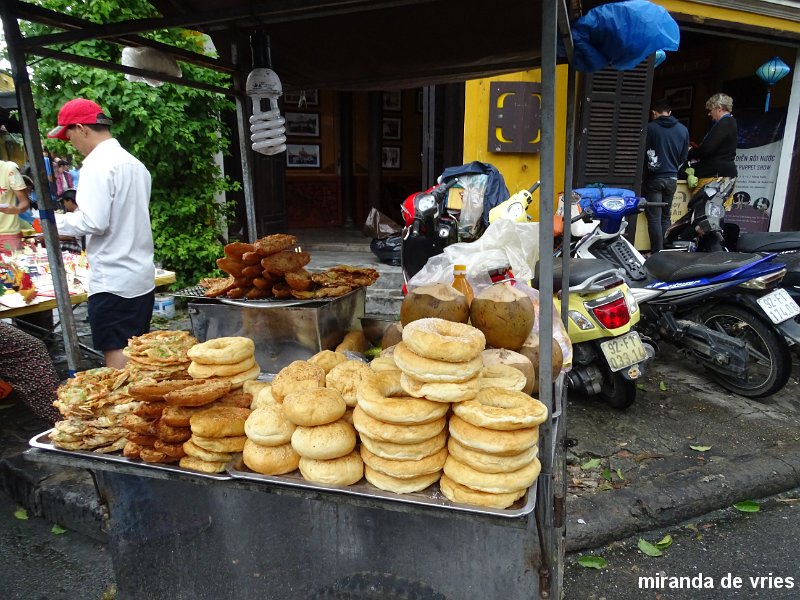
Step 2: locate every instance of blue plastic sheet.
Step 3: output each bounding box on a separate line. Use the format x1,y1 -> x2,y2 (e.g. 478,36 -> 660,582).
571,0 -> 680,72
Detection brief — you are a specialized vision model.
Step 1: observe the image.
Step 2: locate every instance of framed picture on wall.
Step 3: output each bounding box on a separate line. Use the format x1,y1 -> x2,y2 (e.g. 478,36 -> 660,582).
285,112 -> 320,137
664,86 -> 693,111
382,91 -> 402,112
382,146 -> 401,169
286,144 -> 321,168
382,117 -> 402,140
284,89 -> 319,107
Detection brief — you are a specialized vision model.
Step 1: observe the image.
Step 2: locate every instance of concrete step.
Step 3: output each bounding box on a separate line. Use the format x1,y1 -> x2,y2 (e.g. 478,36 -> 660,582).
365,288 -> 403,319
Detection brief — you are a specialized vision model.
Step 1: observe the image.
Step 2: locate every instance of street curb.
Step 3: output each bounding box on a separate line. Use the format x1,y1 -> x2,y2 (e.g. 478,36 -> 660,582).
0,454 -> 105,542
566,444 -> 800,553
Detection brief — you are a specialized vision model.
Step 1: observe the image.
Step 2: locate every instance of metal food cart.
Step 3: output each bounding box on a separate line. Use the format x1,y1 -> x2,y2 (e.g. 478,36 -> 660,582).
3,1 -> 575,597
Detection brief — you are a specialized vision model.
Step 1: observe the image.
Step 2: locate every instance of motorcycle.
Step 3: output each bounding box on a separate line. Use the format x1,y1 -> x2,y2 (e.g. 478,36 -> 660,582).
400,178 -> 460,285
564,187 -> 795,398
492,181 -> 654,408
533,257 -> 655,409
665,177 -> 800,310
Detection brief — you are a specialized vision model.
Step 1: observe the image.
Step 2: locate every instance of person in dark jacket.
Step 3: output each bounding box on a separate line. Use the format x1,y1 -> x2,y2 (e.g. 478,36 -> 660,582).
643,98 -> 689,251
688,93 -> 738,195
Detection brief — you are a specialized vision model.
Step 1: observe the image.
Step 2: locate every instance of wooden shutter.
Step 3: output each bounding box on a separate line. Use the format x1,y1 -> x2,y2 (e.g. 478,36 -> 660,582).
574,59 -> 654,192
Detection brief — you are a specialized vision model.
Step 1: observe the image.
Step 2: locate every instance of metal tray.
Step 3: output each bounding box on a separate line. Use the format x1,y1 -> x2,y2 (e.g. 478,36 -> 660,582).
174,285 -> 363,308
28,430 -> 232,481
227,455 -> 536,519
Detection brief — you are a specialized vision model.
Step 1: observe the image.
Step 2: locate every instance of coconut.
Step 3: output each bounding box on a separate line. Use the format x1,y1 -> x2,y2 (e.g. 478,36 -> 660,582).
381,321 -> 404,350
519,332 -> 564,393
481,348 -> 536,395
469,284 -> 535,351
400,283 -> 470,326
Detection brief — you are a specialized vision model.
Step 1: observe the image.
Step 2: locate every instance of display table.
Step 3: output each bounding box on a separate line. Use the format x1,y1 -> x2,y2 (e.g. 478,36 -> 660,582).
0,269 -> 176,320
25,377 -> 565,600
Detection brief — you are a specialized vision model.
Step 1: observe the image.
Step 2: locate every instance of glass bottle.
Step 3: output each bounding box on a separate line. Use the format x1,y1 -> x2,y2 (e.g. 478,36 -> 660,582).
452,264 -> 474,305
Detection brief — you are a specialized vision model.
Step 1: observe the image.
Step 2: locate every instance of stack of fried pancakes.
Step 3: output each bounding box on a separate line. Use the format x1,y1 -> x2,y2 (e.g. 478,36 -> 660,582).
122,330 -> 197,380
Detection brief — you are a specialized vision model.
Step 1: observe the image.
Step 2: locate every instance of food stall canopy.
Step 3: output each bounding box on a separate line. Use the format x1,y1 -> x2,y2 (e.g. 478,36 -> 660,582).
12,0 -> 571,91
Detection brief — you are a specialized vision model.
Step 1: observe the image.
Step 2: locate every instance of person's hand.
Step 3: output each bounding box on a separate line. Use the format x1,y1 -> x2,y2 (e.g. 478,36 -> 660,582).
0,205 -> 21,215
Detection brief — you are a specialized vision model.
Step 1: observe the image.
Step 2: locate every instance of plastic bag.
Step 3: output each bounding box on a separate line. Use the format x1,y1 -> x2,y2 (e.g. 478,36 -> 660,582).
370,235 -> 401,266
362,207 -> 402,239
407,220 -> 540,290
121,47 -> 182,87
450,174 -> 488,241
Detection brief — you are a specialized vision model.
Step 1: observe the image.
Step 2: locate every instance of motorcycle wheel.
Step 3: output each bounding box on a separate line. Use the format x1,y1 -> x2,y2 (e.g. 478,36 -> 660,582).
700,304 -> 791,398
598,369 -> 636,409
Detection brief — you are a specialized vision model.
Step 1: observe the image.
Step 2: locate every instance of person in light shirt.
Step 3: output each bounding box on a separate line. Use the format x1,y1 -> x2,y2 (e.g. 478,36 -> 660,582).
0,161 -> 31,252
48,98 -> 155,369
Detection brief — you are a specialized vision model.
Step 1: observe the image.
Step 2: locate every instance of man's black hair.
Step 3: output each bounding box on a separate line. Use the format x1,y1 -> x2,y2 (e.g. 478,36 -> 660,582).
651,98 -> 672,114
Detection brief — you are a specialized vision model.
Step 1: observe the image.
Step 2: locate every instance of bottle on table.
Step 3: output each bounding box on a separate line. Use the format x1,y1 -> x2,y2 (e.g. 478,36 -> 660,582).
451,264 -> 474,305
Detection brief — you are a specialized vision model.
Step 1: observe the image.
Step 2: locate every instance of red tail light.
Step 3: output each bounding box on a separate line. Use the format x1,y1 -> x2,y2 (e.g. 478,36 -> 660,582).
591,296 -> 631,329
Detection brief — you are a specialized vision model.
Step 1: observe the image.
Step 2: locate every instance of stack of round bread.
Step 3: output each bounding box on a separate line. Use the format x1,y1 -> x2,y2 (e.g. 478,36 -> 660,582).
284,387 -> 363,486
181,405 -> 252,474
122,378 -> 232,463
355,371 -> 449,494
441,388 -> 548,509
187,337 -> 261,389
242,399 -> 300,476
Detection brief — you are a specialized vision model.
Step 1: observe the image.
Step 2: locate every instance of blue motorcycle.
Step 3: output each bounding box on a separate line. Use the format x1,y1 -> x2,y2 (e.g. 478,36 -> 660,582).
560,187 -> 797,398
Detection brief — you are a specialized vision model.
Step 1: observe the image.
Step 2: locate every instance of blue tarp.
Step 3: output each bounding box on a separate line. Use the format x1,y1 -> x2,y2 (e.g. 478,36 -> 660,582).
571,0 -> 680,72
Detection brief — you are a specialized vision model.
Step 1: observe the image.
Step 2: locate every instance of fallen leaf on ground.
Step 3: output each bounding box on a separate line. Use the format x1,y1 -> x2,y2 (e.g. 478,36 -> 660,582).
634,452 -> 663,462
577,555 -> 607,569
638,538 -> 663,557
690,445 -> 712,452
733,500 -> 760,513
581,458 -> 601,470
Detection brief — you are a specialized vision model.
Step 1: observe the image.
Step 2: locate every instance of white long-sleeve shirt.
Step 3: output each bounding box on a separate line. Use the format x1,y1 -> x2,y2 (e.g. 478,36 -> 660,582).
55,138 -> 155,297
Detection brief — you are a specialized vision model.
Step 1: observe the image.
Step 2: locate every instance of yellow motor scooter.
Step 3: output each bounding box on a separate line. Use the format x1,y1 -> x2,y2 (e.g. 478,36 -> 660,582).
534,257 -> 653,408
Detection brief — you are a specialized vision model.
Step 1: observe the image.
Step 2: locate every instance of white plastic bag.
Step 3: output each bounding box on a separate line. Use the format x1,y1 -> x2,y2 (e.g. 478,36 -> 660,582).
121,47 -> 182,87
407,220 -> 540,289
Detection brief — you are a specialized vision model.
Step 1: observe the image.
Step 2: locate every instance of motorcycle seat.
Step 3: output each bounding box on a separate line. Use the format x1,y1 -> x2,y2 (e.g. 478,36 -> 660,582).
644,251 -> 762,283
534,258 -> 620,293
737,232 -> 800,253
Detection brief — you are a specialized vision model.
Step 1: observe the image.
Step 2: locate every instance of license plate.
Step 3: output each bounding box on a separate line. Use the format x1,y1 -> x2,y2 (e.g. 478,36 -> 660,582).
600,331 -> 648,372
756,288 -> 800,324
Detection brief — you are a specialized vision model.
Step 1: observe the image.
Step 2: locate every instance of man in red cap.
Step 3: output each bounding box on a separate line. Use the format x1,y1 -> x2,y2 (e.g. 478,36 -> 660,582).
48,98 -> 155,369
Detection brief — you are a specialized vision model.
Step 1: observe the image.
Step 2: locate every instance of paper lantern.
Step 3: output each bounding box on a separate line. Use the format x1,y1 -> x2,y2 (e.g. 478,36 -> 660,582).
654,50 -> 666,68
756,56 -> 790,111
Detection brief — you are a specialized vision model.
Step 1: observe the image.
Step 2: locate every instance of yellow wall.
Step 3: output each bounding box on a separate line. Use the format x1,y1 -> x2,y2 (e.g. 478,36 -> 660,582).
462,67 -> 570,221
654,1 -> 800,35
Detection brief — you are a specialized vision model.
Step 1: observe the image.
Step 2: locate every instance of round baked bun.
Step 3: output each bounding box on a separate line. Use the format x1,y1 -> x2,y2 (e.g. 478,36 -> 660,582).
283,388 -> 346,426
364,465 -> 441,494
188,337 -> 255,365
439,474 -> 526,509
243,439 -> 300,475
271,360 -> 326,402
245,404 -> 296,446
326,360 -> 374,408
360,445 -> 447,479
299,451 -> 364,486
291,420 -> 356,460
308,349 -> 348,374
189,405 -> 252,438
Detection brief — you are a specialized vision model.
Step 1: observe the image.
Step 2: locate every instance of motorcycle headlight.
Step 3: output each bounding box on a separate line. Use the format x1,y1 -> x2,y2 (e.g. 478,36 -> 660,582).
600,196 -> 626,211
507,202 -> 525,220
438,226 -> 450,238
417,196 -> 436,212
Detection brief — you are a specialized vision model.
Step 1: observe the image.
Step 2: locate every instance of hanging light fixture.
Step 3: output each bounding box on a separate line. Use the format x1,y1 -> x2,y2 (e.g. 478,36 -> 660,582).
654,49 -> 666,68
756,56 -> 790,112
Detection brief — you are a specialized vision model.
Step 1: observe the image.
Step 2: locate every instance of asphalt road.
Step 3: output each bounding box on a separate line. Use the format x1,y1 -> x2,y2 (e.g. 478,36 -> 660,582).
0,490 -> 114,600
564,491 -> 800,600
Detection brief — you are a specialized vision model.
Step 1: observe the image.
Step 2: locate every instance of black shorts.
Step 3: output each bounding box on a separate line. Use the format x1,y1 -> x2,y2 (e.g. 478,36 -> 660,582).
88,290 -> 155,351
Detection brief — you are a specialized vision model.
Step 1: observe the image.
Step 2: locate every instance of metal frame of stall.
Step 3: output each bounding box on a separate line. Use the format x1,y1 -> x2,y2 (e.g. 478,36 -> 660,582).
3,1 -> 577,597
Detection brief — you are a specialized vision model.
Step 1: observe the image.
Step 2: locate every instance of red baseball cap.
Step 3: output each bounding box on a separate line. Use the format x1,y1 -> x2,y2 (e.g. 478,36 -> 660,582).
47,98 -> 113,140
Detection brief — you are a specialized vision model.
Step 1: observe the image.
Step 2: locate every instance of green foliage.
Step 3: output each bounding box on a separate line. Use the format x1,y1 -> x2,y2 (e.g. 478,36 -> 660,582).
21,0 -> 238,288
